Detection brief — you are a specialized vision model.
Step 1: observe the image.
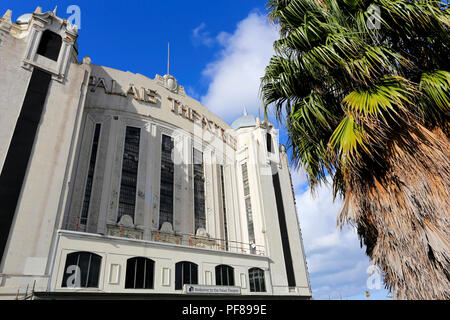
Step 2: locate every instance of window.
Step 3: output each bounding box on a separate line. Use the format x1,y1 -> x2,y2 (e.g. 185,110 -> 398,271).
215,265 -> 234,286
242,163 -> 255,253
272,171 -> 296,287
193,148 -> 205,232
159,134 -> 174,228
125,257 -> 154,289
61,252 -> 102,288
249,268 -> 266,293
220,165 -> 228,250
37,30 -> 62,61
266,132 -> 273,153
118,126 -> 141,222
175,261 -> 198,290
80,123 -> 101,226
0,69 -> 52,263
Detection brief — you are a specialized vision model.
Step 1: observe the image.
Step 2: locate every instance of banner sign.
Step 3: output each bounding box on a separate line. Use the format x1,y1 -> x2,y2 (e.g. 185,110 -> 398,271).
184,285 -> 242,295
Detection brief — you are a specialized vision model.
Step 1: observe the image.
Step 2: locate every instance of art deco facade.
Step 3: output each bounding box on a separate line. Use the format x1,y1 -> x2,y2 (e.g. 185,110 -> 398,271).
0,7 -> 311,299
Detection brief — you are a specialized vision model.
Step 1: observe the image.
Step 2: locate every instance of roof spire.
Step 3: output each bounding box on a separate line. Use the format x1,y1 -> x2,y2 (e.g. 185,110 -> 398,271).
2,9 -> 12,22
243,106 -> 248,116
53,5 -> 58,15
0,9 -> 12,31
167,42 -> 170,75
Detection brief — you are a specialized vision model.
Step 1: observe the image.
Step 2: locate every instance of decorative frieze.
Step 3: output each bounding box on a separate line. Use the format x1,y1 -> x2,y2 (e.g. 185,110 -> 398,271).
107,224 -> 143,240
151,231 -> 183,245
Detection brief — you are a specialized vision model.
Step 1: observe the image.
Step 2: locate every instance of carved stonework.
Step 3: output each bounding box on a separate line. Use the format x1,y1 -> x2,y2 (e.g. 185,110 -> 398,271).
155,74 -> 186,95
158,124 -> 174,137
107,224 -> 143,240
118,214 -> 134,227
189,236 -> 216,249
160,222 -> 174,234
152,230 -> 182,245
16,9 -> 79,83
0,10 -> 13,31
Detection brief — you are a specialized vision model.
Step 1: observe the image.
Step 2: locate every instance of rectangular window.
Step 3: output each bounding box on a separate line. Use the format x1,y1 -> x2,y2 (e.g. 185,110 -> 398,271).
125,257 -> 154,289
242,163 -> 255,253
159,134 -> 174,229
37,30 -> 62,61
175,262 -> 198,290
62,252 -> 102,288
80,123 -> 101,226
272,170 -> 296,287
249,268 -> 266,292
118,126 -> 140,222
220,165 -> 229,250
193,148 -> 205,232
266,132 -> 273,153
216,265 -> 234,286
0,69 -> 51,263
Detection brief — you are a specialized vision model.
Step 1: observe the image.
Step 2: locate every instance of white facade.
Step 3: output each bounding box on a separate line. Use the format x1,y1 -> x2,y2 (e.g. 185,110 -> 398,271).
0,7 -> 311,299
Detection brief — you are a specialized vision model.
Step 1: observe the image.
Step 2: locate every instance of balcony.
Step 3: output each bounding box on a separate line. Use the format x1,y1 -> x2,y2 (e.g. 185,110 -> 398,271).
150,230 -> 266,256
48,230 -> 271,296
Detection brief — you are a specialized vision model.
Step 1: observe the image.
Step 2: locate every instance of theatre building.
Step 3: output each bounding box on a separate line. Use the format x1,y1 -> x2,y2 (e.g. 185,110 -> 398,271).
0,7 -> 312,299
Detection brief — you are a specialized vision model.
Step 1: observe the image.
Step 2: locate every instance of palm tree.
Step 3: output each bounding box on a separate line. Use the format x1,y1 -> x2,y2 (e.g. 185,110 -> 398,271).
261,0 -> 449,299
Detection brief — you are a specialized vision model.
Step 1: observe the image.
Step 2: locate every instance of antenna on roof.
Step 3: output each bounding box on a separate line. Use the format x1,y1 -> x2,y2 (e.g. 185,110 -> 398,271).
167,42 -> 170,75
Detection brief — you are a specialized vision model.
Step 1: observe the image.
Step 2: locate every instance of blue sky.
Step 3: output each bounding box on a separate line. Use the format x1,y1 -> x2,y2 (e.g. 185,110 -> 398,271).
2,0 -> 391,300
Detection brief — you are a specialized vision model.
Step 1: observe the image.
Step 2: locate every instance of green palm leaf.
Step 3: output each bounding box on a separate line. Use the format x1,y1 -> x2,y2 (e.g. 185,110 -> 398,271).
419,70 -> 450,112
330,113 -> 370,163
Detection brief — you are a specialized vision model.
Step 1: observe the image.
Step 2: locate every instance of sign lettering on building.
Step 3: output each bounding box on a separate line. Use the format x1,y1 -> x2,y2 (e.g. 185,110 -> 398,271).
168,97 -> 236,148
89,76 -> 157,103
184,284 -> 242,295
88,76 -> 236,149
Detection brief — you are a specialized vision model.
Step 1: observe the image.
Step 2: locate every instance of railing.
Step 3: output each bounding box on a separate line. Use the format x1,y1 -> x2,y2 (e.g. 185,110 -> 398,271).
152,230 -> 266,256
72,217 -> 266,256
74,216 -> 87,232
15,281 -> 35,300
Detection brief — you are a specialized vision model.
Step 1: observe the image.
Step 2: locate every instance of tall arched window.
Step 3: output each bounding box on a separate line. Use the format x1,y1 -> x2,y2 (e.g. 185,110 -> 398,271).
61,251 -> 102,288
249,267 -> 266,293
118,126 -> 141,222
215,265 -> 234,286
125,257 -> 154,289
242,163 -> 256,253
175,261 -> 198,290
159,134 -> 174,228
37,30 -> 62,61
193,148 -> 205,232
80,123 -> 102,227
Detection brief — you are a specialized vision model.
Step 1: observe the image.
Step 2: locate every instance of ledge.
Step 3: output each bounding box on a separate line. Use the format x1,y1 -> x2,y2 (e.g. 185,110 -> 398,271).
57,230 -> 269,260
33,291 -> 312,300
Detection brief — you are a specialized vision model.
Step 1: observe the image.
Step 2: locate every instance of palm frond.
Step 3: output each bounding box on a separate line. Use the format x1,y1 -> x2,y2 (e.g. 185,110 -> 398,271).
419,70 -> 450,112
342,75 -> 416,120
330,113 -> 371,164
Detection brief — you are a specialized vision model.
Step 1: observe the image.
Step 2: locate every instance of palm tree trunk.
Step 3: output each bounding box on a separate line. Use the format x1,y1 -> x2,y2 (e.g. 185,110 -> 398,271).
339,122 -> 450,299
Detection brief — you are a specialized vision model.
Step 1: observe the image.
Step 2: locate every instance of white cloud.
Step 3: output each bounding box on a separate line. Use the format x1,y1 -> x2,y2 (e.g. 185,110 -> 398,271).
290,167 -> 308,191
200,12 -> 278,123
185,86 -> 201,101
192,23 -> 215,47
296,180 -> 388,299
